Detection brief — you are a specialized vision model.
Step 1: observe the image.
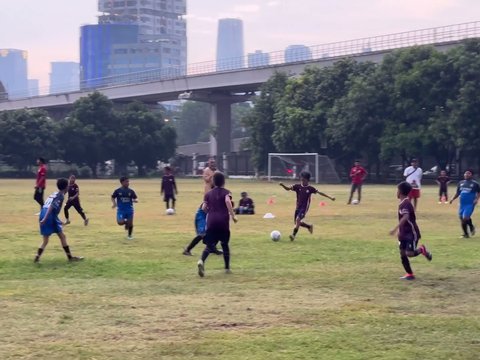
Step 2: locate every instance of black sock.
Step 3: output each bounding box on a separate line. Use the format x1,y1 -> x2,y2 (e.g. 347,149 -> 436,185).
187,235 -> 203,251
63,246 -> 72,259
64,208 -> 69,219
36,248 -> 44,257
467,219 -> 474,231
172,200 -> 176,209
293,228 -> 299,236
201,248 -> 210,262
221,243 -> 230,269
462,222 -> 468,235
401,255 -> 413,274
128,226 -> 133,236
300,222 -> 310,228
79,212 -> 87,220
412,249 -> 421,257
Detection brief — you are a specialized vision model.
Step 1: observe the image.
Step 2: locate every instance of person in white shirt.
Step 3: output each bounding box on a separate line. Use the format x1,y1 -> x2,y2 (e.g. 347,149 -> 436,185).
403,159 -> 423,210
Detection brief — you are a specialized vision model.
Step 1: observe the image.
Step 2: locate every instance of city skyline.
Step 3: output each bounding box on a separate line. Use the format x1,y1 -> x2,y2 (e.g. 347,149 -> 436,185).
1,0 -> 480,90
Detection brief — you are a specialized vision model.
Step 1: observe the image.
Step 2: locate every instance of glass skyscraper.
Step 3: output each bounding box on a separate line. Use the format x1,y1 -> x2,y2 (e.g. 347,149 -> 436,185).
50,62 -> 80,94
0,49 -> 28,99
216,18 -> 244,71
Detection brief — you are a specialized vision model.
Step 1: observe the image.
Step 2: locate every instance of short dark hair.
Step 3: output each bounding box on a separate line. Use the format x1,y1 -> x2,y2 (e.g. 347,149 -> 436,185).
411,158 -> 418,162
213,172 -> 225,187
465,169 -> 474,175
37,157 -> 46,164
397,181 -> 412,196
164,166 -> 171,171
241,191 -> 247,196
300,171 -> 311,181
119,176 -> 129,183
57,178 -> 69,191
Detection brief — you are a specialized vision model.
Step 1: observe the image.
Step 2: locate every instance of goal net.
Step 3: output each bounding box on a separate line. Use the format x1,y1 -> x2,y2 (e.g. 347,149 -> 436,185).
267,153 -> 340,183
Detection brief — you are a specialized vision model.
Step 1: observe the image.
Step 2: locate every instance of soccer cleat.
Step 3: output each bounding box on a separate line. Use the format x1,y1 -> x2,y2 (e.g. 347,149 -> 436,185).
69,256 -> 84,262
438,201 -> 442,204
289,234 -> 295,241
460,234 -> 470,239
213,249 -> 223,255
34,255 -> 40,263
84,218 -> 89,226
197,260 -> 205,277
127,236 -> 134,240
183,249 -> 193,256
64,219 -> 71,225
471,226 -> 476,236
308,224 -> 314,234
225,269 -> 232,274
400,273 -> 415,280
418,245 -> 433,261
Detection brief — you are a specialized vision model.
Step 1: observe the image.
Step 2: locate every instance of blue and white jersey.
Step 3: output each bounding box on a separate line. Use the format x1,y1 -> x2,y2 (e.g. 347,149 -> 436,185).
41,191 -> 65,218
112,187 -> 137,212
456,179 -> 480,206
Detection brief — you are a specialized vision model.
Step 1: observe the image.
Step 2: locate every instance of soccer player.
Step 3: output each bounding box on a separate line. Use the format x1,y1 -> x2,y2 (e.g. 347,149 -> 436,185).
111,176 -> 138,240
279,171 -> 335,241
182,203 -> 222,256
63,175 -> 89,226
197,172 -> 237,277
161,166 -> 178,210
436,170 -> 451,204
34,157 -> 47,210
347,160 -> 367,204
403,158 -> 423,210
449,170 -> 480,238
235,191 -> 255,214
389,181 -> 432,280
34,178 -> 83,263
202,158 -> 217,194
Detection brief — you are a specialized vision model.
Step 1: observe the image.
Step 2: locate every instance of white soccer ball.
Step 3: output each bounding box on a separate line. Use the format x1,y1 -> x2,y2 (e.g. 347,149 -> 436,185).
270,230 -> 281,242
351,199 -> 359,205
166,208 -> 175,215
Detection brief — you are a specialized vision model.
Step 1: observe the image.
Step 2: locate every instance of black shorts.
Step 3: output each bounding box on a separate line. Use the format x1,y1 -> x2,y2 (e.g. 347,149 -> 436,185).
65,200 -> 83,213
294,209 -> 307,222
163,194 -> 176,202
439,188 -> 448,196
203,229 -> 230,251
398,237 -> 419,252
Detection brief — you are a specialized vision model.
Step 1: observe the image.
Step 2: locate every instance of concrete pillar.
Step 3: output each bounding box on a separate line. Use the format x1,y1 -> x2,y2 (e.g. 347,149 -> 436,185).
209,101 -> 232,157
222,152 -> 228,175
192,153 -> 198,175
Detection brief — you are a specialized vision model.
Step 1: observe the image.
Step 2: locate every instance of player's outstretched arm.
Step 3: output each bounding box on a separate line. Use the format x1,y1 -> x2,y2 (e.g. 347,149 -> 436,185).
279,183 -> 291,191
317,191 -> 335,201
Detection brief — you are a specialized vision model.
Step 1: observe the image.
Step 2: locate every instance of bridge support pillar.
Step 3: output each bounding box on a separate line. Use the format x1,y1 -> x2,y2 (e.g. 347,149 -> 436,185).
209,101 -> 232,157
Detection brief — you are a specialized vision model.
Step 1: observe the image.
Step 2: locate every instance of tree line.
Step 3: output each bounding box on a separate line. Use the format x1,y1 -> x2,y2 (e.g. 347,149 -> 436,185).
0,92 -> 176,177
242,39 -> 480,178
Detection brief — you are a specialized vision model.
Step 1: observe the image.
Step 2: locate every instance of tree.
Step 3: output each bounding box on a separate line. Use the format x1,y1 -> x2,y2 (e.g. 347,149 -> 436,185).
174,101 -> 211,145
0,109 -> 59,170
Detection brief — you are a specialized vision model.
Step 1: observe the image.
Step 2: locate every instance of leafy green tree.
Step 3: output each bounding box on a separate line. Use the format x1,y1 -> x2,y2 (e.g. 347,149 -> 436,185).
0,109 -> 59,170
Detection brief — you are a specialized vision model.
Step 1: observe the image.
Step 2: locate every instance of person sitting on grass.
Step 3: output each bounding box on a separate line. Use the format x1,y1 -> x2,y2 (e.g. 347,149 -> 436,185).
235,191 -> 255,214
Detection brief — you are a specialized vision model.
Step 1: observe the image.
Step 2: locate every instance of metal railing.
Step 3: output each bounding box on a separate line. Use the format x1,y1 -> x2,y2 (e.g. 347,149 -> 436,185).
2,20 -> 480,101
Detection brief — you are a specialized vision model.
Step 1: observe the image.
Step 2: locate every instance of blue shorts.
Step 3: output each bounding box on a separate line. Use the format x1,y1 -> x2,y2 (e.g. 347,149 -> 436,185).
39,211 -> 63,236
294,208 -> 307,222
459,204 -> 475,219
117,209 -> 134,222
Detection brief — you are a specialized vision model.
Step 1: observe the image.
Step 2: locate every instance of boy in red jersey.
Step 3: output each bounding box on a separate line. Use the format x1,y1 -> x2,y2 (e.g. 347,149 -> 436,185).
389,181 -> 432,280
347,160 -> 367,204
280,171 -> 335,241
34,157 -> 47,210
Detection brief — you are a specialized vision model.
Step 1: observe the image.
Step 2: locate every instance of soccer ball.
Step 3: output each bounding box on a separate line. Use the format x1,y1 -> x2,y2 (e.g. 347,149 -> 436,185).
270,230 -> 281,242
166,208 -> 175,215
351,199 -> 359,205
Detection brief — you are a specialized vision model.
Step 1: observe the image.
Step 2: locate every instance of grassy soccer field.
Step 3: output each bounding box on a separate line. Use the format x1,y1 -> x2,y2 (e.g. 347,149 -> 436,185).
0,179 -> 479,359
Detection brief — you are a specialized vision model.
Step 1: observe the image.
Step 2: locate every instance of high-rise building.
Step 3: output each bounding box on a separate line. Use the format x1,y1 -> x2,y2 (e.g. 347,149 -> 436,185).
284,45 -> 312,63
216,18 -> 244,71
0,49 -> 28,99
50,62 -> 80,94
28,79 -> 39,97
247,50 -> 269,68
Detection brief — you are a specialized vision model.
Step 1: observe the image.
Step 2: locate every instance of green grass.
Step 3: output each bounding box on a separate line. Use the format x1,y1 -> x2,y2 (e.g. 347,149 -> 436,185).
0,179 -> 479,359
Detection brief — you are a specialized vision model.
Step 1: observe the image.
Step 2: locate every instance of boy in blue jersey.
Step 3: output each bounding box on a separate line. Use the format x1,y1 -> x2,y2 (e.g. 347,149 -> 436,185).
111,176 -> 138,240
182,203 -> 222,256
450,170 -> 480,238
34,178 -> 84,263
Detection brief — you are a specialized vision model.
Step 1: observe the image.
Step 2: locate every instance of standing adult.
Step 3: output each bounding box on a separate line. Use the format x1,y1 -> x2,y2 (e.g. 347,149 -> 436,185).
403,159 -> 423,210
202,158 -> 217,194
347,160 -> 368,204
197,172 -> 237,277
34,157 -> 47,211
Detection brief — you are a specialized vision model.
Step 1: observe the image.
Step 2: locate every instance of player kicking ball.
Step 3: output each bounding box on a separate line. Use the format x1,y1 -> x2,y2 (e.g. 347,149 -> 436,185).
389,181 -> 432,280
34,178 -> 83,263
111,176 -> 138,240
279,171 -> 335,241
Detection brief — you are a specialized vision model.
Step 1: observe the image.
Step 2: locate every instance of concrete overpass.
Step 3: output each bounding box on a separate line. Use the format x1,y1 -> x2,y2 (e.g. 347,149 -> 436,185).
1,21 -> 478,156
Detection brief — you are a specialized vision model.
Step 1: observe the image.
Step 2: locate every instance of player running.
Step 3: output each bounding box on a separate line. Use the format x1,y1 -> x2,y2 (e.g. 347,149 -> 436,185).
111,176 -> 138,240
449,170 -> 480,238
34,178 -> 84,263
63,175 -> 89,226
389,181 -> 432,280
279,171 -> 335,241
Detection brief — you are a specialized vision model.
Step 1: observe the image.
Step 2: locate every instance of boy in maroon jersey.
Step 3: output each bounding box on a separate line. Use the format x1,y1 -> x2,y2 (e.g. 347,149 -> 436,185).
161,166 -> 178,210
63,175 -> 89,226
389,181 -> 432,280
279,171 -> 335,241
34,157 -> 47,210
235,191 -> 255,214
347,160 -> 368,204
436,170 -> 451,203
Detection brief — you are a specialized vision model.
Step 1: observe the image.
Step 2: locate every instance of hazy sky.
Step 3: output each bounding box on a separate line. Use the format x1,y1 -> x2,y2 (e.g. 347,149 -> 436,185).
1,0 -> 479,90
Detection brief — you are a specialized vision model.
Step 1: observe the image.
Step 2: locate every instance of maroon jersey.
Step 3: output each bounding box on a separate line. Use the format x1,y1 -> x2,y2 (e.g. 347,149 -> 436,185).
398,198 -> 421,241
36,164 -> 47,188
292,184 -> 318,211
204,187 -> 231,232
350,165 -> 367,185
437,175 -> 450,191
161,175 -> 176,195
239,197 -> 254,208
67,183 -> 79,200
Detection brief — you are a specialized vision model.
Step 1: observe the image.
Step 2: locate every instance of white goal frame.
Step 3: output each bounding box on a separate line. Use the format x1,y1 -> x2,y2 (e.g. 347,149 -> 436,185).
267,152 -> 340,183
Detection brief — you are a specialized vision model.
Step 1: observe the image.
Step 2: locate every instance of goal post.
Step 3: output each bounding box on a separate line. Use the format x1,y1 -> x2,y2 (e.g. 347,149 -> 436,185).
267,153 -> 340,183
